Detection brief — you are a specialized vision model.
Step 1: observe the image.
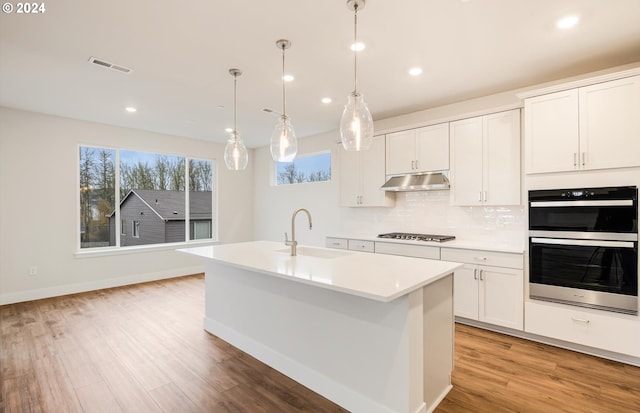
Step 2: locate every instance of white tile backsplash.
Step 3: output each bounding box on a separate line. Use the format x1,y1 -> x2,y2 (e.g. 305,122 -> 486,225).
340,191 -> 525,245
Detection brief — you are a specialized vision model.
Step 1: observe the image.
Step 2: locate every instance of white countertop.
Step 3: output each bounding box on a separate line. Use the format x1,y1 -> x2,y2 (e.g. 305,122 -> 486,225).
178,240 -> 462,303
330,234 -> 525,254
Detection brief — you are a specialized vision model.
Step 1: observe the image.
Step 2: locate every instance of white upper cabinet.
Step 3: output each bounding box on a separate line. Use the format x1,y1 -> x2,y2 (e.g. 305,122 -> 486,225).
524,89 -> 579,173
450,109 -> 521,206
339,135 -> 395,207
386,123 -> 449,175
525,74 -> 640,174
580,75 -> 640,170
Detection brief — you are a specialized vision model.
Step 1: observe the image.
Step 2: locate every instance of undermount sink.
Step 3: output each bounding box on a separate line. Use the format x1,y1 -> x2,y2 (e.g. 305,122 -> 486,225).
276,246 -> 350,259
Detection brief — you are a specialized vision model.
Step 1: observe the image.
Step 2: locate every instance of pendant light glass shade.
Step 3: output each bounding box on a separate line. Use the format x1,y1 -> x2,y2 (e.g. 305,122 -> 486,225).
340,0 -> 374,151
340,91 -> 373,151
270,39 -> 297,162
224,134 -> 248,171
224,68 -> 248,171
270,115 -> 297,162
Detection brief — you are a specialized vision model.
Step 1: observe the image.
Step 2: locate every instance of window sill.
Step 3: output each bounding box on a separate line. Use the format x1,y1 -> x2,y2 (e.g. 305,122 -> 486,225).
75,239 -> 220,259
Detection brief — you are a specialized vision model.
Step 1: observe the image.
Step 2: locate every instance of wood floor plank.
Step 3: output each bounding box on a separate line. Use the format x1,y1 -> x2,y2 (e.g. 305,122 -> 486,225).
2,274 -> 639,413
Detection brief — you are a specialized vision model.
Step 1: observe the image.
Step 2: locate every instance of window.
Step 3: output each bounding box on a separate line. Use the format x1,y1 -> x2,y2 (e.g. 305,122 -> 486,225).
276,151 -> 331,185
79,146 -> 215,250
191,221 -> 211,240
132,220 -> 140,238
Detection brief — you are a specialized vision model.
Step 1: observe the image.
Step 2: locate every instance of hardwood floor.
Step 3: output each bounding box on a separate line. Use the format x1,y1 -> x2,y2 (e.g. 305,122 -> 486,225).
1,274 -> 639,413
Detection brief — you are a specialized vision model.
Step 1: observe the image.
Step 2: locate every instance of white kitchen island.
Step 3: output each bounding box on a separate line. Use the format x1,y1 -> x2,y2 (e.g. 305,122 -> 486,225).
178,240 -> 462,413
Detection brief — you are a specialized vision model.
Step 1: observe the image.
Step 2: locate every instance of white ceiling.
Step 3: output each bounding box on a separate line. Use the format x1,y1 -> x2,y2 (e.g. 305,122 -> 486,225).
1,0 -> 639,148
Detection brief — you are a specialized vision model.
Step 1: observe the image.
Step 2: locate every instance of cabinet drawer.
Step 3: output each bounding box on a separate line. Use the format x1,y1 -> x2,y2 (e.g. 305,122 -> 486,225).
326,237 -> 348,250
525,301 -> 640,357
441,248 -> 522,269
348,240 -> 375,252
374,242 -> 440,259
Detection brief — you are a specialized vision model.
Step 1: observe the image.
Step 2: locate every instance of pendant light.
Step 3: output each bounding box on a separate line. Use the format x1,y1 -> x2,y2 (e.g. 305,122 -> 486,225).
224,68 -> 248,171
270,39 -> 298,162
340,0 -> 374,151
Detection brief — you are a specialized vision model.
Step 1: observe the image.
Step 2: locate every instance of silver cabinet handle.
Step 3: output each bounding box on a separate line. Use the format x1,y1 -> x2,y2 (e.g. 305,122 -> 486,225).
474,256 -> 487,261
581,152 -> 586,167
479,269 -> 484,281
573,152 -> 577,167
483,191 -> 487,202
571,317 -> 590,324
473,269 -> 478,280
478,191 -> 482,202
415,159 -> 419,170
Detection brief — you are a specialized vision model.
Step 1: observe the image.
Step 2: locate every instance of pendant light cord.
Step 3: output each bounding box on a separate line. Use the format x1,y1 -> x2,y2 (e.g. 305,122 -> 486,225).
233,72 -> 238,141
353,4 -> 358,94
281,44 -> 287,118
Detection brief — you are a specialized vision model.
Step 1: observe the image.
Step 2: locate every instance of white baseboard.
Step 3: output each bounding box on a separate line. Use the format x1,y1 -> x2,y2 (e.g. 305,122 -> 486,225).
0,266 -> 203,305
455,317 -> 640,367
425,384 -> 452,413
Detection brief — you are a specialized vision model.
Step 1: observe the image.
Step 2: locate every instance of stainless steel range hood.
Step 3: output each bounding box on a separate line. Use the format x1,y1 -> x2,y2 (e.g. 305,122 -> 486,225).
381,172 -> 450,192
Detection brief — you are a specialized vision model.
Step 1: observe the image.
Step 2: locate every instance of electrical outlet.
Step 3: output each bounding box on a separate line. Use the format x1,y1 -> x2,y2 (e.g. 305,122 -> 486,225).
28,266 -> 37,276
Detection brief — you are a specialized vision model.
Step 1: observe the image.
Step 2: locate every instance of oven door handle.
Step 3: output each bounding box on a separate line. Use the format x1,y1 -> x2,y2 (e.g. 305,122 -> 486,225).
530,237 -> 635,248
530,200 -> 634,207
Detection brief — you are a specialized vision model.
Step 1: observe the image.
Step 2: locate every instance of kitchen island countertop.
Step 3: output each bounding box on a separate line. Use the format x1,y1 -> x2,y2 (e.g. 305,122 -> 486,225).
178,240 -> 462,302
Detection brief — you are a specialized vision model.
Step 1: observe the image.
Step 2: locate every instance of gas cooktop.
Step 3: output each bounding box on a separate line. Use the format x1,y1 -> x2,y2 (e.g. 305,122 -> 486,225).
377,232 -> 456,242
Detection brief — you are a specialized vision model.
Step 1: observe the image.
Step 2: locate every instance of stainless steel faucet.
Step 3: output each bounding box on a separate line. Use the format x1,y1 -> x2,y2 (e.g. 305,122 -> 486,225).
285,208 -> 313,256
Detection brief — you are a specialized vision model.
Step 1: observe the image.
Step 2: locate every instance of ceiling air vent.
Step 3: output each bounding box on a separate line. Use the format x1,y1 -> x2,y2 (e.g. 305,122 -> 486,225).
88,56 -> 133,74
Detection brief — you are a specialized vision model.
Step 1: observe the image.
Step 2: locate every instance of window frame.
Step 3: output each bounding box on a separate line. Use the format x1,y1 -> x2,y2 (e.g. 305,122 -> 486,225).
76,145 -> 218,256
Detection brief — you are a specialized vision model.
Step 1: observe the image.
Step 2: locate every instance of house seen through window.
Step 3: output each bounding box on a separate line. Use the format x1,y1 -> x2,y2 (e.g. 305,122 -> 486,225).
79,147 -> 215,249
276,151 -> 331,185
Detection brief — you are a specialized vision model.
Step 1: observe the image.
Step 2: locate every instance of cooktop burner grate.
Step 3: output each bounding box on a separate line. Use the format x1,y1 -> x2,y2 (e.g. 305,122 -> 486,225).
377,232 -> 456,242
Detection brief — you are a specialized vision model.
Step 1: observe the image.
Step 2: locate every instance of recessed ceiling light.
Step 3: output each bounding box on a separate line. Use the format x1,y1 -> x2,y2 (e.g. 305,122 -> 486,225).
125,107 -> 137,113
283,74 -> 294,82
225,127 -> 233,133
350,42 -> 365,52
321,97 -> 332,104
409,67 -> 423,76
556,15 -> 579,29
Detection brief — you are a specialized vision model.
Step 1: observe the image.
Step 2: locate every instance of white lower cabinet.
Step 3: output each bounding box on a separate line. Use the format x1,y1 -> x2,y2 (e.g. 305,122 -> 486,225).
441,248 -> 524,330
525,300 -> 640,358
327,238 -> 524,330
325,237 -> 348,250
347,239 -> 375,252
374,241 -> 440,259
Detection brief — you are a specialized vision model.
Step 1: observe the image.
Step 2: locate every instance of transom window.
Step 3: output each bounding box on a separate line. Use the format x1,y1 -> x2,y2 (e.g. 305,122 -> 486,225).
275,151 -> 331,186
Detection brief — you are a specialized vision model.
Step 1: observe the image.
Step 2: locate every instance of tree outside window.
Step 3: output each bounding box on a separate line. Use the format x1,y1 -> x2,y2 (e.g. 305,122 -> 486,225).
276,152 -> 331,185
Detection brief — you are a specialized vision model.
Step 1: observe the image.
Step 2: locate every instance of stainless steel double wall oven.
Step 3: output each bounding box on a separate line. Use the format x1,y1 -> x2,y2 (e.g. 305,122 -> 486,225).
528,186 -> 638,315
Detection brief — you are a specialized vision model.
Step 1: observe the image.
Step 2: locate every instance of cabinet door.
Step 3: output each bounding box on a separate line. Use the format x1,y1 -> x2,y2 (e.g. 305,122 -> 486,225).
361,135 -> 394,207
415,123 -> 449,172
386,129 -> 416,175
479,265 -> 523,330
453,264 -> 479,320
450,117 -> 483,205
339,145 -> 361,207
524,90 -> 579,174
580,75 -> 640,170
483,110 -> 521,206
